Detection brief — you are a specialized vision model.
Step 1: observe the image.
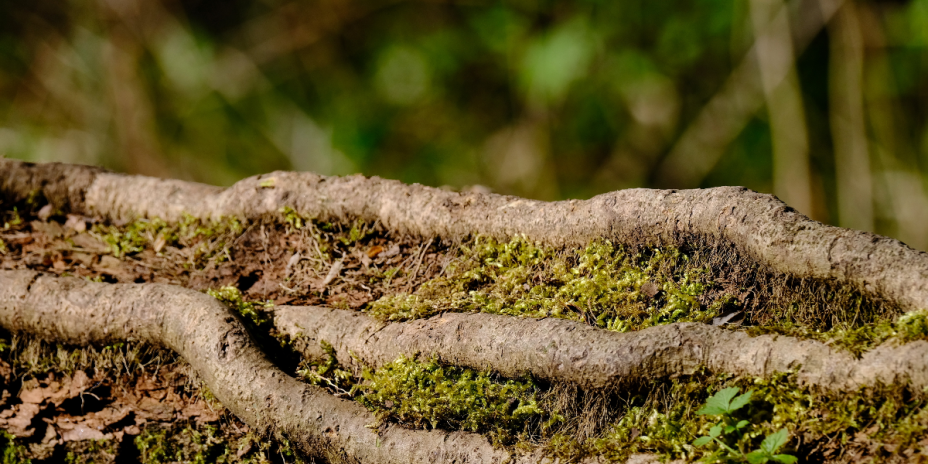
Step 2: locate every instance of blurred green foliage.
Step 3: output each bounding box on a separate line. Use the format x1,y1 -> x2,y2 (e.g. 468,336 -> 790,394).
1,0 -> 928,249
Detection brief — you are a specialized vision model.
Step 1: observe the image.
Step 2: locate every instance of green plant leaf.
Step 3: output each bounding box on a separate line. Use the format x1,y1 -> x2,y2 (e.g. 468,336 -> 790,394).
708,424 -> 722,438
692,436 -> 713,447
745,450 -> 769,464
736,419 -> 750,429
773,455 -> 798,464
697,387 -> 740,415
760,429 -> 790,454
729,389 -> 754,412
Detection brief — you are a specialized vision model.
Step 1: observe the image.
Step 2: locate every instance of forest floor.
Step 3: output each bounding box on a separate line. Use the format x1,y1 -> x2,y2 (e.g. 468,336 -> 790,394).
1,193 -> 928,463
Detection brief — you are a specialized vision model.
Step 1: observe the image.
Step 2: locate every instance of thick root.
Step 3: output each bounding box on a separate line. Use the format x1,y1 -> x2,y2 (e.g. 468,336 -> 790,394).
274,305 -> 928,393
2,159 -> 927,312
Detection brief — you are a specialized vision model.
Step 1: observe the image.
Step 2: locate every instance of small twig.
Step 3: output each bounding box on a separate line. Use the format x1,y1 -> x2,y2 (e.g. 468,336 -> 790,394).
404,238 -> 433,292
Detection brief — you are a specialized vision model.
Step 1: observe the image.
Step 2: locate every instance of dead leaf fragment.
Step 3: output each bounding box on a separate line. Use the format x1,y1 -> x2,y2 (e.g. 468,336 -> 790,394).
321,260 -> 344,288
37,204 -> 53,221
64,214 -> 87,232
640,282 -> 660,299
367,245 -> 384,258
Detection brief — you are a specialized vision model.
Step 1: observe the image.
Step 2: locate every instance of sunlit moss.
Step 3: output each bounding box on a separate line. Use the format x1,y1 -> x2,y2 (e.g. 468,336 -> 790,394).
544,371 -> 928,462
134,424 -> 298,464
0,431 -> 30,464
90,214 -> 242,260
64,439 -> 117,464
207,286 -> 272,328
295,339 -> 561,446
358,355 -> 561,445
367,235 -> 731,332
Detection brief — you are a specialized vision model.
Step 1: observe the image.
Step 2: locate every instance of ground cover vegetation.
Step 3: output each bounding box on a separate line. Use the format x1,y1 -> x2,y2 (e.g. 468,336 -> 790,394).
2,195 -> 928,462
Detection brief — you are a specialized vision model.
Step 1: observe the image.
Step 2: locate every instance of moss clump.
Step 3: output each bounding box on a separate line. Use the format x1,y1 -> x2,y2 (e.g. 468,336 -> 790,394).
368,236 -> 732,332
64,439 -> 117,463
134,424 -> 306,464
0,432 -> 30,464
207,286 -> 272,329
358,355 -> 561,445
91,214 -> 242,260
746,308 -> 928,357
296,340 -> 357,396
543,370 -> 928,463
297,341 -> 561,445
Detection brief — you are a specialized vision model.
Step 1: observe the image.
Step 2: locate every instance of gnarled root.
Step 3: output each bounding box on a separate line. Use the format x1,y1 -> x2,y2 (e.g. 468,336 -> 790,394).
3,159 -> 928,312
275,305 -> 928,393
0,270 -> 626,464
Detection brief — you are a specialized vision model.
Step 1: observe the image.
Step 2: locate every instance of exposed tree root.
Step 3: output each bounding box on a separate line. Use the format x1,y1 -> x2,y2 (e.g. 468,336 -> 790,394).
274,305 -> 928,393
0,270 -> 639,464
3,159 -> 927,313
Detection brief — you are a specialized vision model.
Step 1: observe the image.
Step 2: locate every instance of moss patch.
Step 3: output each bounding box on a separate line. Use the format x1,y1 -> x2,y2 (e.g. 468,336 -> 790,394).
543,371 -> 928,463
298,342 -> 561,446
368,236 -> 734,332
91,214 -> 242,262
0,432 -> 30,464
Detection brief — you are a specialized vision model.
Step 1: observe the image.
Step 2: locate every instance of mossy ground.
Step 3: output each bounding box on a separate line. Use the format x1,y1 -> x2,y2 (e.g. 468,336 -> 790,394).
1,198 -> 927,462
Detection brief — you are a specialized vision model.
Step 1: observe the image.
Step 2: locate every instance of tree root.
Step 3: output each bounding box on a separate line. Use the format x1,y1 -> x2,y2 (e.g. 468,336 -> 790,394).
274,305 -> 928,393
3,159 -> 927,313
0,270 -> 634,464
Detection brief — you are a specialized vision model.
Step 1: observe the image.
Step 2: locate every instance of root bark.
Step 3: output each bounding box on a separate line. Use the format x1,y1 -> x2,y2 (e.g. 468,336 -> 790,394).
0,270 -> 621,464
274,305 -> 928,393
3,159 -> 928,312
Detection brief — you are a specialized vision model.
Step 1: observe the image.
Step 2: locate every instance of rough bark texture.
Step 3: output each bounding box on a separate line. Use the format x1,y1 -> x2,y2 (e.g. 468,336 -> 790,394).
3,159 -> 927,313
0,269 -> 628,464
274,305 -> 928,393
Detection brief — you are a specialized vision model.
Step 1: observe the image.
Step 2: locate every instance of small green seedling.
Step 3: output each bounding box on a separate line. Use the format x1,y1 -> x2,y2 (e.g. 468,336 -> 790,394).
693,387 -> 796,464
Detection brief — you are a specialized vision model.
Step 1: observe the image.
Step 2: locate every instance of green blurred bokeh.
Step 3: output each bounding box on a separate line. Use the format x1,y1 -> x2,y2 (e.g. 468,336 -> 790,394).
2,0 -> 928,249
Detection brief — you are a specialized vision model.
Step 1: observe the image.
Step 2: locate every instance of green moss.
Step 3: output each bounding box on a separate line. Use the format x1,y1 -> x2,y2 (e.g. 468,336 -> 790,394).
207,286 -> 272,328
367,236 -> 730,332
2,207 -> 23,231
64,439 -> 117,464
0,432 -> 30,464
136,425 -> 225,464
90,214 -> 242,260
135,424 -> 305,464
295,340 -> 561,446
544,371 -> 928,462
745,308 -> 928,357
280,206 -> 304,231
358,355 -> 561,445
296,340 -> 357,395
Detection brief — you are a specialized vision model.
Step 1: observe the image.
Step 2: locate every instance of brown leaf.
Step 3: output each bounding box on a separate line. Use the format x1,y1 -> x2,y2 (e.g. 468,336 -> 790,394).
0,403 -> 40,437
367,245 -> 384,258
640,282 -> 660,299
64,214 -> 87,232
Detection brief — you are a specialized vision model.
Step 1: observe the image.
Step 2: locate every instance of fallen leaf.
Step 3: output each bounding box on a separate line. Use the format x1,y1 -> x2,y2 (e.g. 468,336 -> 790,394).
37,205 -> 53,221
0,403 -> 40,437
64,215 -> 87,232
367,245 -> 384,258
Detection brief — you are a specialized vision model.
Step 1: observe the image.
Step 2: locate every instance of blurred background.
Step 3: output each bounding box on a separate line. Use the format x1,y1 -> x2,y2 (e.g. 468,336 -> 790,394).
1,0 -> 927,249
